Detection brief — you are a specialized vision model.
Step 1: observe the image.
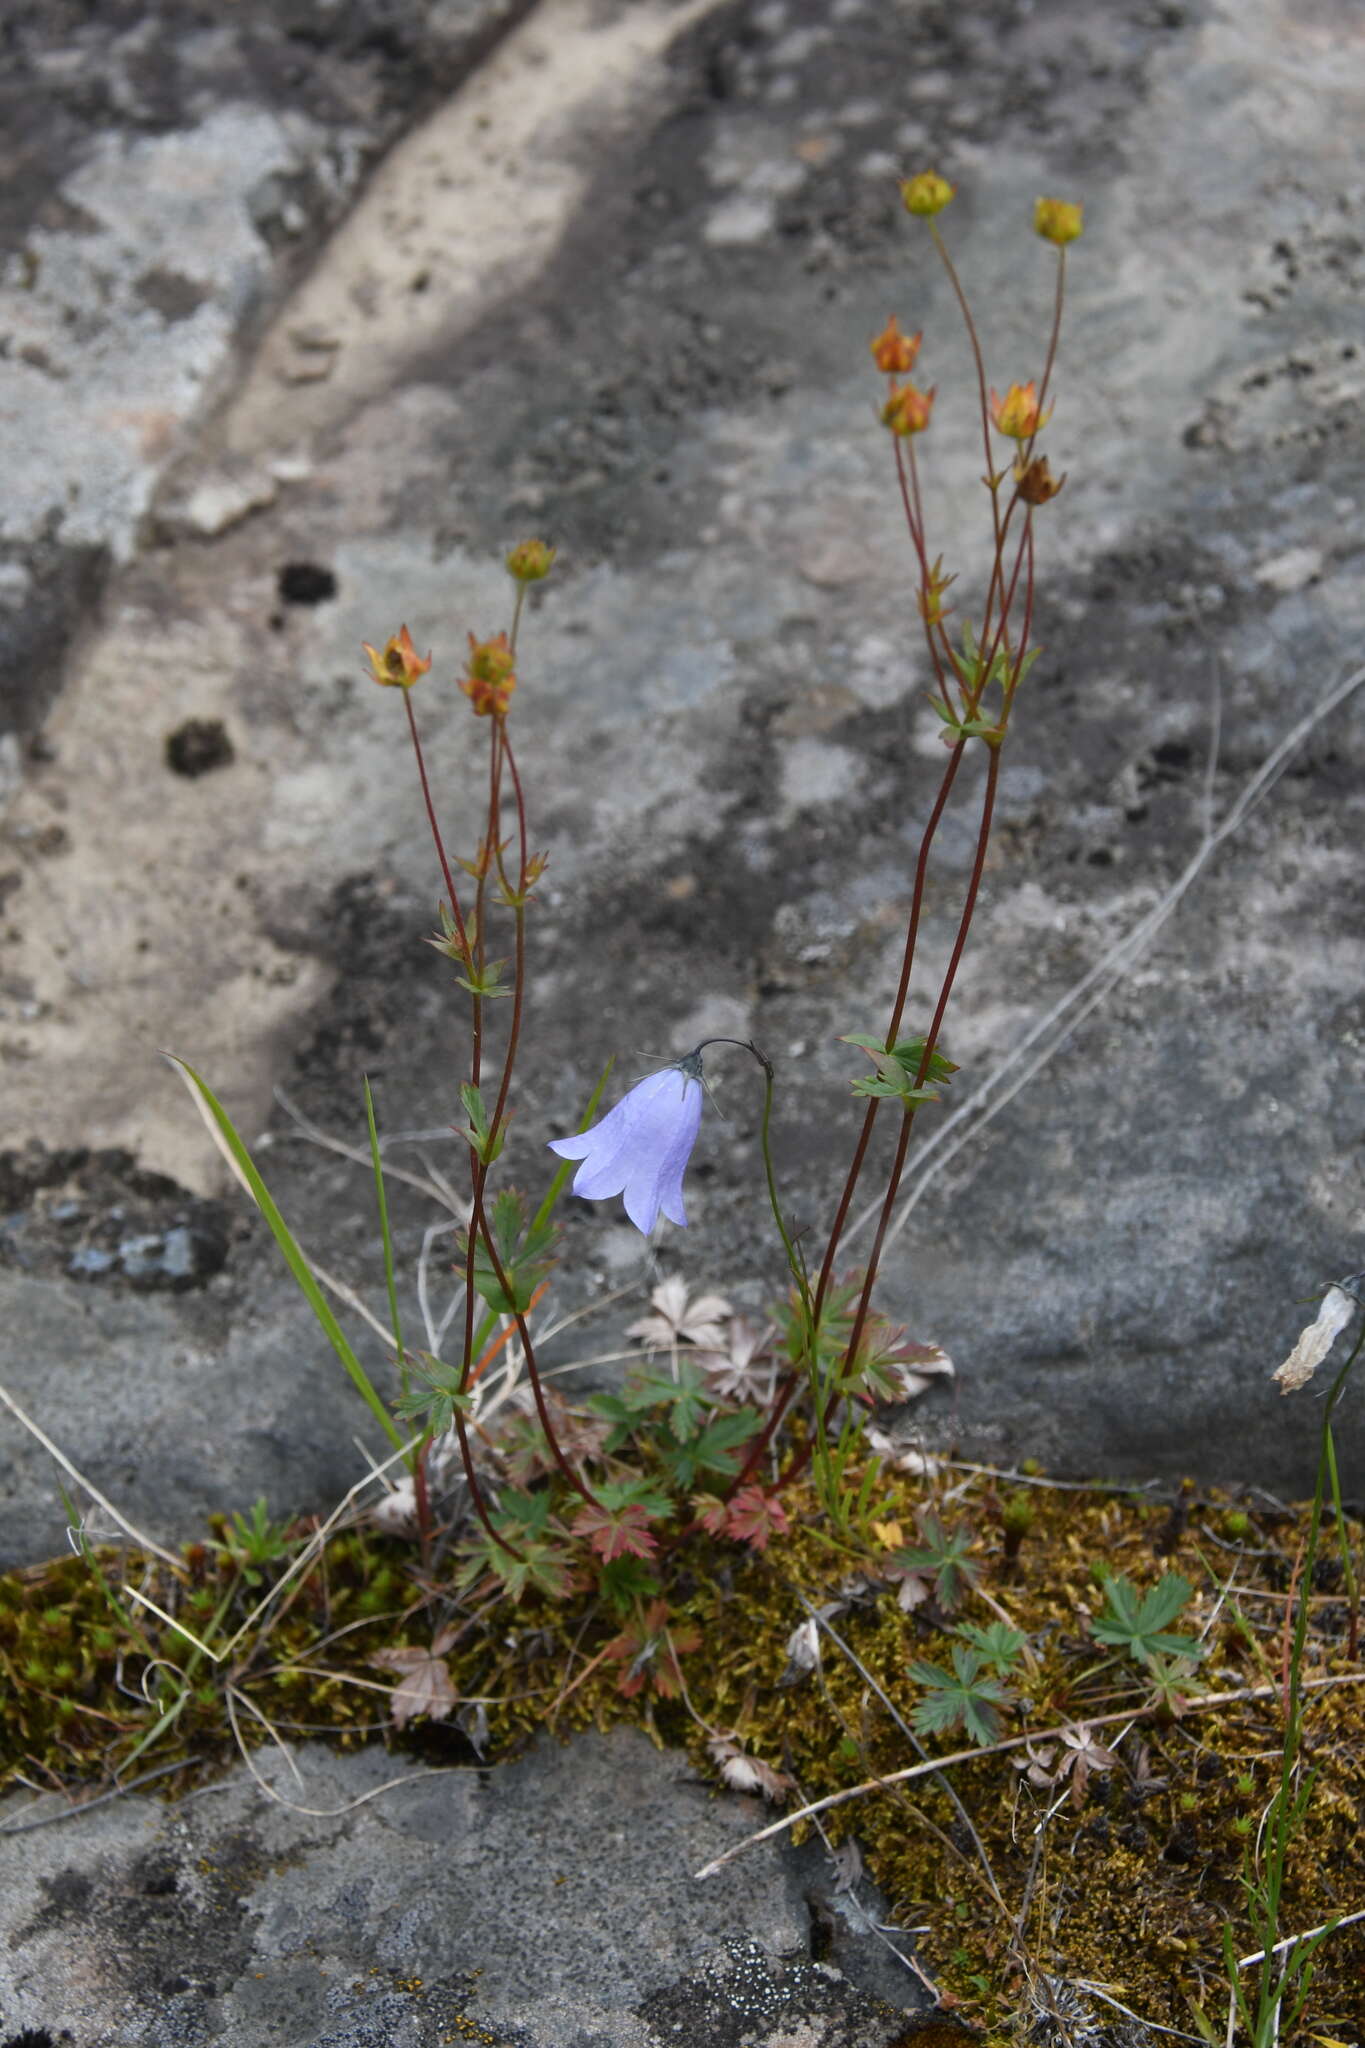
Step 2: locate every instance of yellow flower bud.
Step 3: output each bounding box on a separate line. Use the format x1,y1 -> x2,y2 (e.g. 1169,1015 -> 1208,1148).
881,381 -> 936,437
869,315 -> 922,376
989,381 -> 1053,441
1034,196 -> 1083,246
505,538 -> 556,584
461,631 -> 517,717
900,170 -> 955,219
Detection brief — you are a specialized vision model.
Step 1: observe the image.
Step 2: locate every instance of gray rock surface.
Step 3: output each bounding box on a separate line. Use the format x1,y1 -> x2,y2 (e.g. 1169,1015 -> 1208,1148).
0,0 -> 531,736
0,0 -> 1362,1562
0,1729 -> 929,2046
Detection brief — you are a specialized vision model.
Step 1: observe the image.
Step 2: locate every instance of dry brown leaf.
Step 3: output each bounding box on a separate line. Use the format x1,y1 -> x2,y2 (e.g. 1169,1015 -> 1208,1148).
371,1635 -> 460,1728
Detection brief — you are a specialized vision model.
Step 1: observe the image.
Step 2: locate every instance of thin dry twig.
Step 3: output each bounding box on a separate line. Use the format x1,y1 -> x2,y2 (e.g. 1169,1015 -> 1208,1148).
693,1672 -> 1365,1880
269,1085 -> 466,1213
0,1383 -> 184,1570
0,1756 -> 193,1835
1236,1903 -> 1365,1970
793,1590 -> 1009,1917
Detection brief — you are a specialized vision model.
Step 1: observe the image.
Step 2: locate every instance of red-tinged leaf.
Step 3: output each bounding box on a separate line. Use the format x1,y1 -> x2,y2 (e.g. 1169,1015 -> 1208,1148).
571,1501 -> 659,1562
725,1484 -> 790,1553
693,1492 -> 730,1537
605,1599 -> 699,1699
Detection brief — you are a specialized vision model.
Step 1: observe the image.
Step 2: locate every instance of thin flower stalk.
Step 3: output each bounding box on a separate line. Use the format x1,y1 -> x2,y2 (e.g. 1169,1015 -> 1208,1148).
459,714 -> 594,1508
755,201 -> 1057,1513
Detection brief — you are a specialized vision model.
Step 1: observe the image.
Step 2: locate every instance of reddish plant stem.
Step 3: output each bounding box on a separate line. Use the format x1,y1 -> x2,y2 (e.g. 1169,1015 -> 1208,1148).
403,689 -> 471,963
501,721 -> 531,883
1034,246 -> 1068,419
467,1175 -> 595,1505
452,1371 -> 523,1559
469,721 -> 507,1089
727,733 -> 972,1505
813,738 -> 968,1322
412,1440 -> 432,1562
930,221 -> 1006,610
789,741 -> 1003,1483
398,692 -> 520,1552
894,440 -> 961,692
454,716 -> 590,1507
484,728 -> 527,1152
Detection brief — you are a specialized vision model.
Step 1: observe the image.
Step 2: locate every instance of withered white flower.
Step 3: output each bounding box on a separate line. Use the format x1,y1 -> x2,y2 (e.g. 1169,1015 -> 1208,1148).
880,1340 -> 955,1402
1273,1283 -> 1358,1394
706,1733 -> 794,1804
780,1607 -> 846,1685
864,1426 -> 940,1477
696,1314 -> 780,1405
371,1476 -> 419,1536
627,1274 -> 732,1353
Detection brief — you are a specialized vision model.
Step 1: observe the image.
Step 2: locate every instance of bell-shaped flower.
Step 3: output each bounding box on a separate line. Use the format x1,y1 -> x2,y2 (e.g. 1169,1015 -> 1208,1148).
548,1056 -> 704,1236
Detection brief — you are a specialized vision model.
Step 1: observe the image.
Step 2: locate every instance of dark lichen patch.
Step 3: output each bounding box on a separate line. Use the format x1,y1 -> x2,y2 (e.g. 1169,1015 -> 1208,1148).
2,1469 -> 1362,2038
0,1142 -> 231,1289
165,716 -> 234,777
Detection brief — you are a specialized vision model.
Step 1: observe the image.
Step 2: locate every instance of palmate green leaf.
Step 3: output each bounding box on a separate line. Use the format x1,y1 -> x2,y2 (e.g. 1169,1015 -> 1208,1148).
598,1555 -> 663,1615
165,1055 -> 404,1456
458,1081 -> 504,1165
1091,1569 -> 1203,1665
840,1033 -> 958,1111
895,1513 -> 980,1613
455,960 -> 513,999
638,1358 -> 713,1444
908,1646 -> 1011,1746
455,1486 -> 576,1602
458,1526 -> 574,1603
392,1354 -> 475,1439
655,1408 -> 762,1488
954,1619 -> 1028,1676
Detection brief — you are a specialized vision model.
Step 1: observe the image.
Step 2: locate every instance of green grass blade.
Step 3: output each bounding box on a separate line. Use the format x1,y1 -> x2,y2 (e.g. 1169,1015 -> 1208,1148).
364,1076 -> 407,1403
166,1055 -> 404,1456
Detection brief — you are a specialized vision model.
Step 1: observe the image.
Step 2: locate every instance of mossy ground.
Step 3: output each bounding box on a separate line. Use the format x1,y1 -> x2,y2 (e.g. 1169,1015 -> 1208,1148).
2,1465 -> 1362,2042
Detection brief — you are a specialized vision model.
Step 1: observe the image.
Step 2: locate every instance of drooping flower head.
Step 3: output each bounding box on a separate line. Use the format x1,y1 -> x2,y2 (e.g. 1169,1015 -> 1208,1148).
548,1053 -> 705,1236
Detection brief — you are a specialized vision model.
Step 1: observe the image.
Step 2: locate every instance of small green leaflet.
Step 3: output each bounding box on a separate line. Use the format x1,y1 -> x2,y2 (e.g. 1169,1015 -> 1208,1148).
840,1033 -> 959,1109
1090,1570 -> 1203,1667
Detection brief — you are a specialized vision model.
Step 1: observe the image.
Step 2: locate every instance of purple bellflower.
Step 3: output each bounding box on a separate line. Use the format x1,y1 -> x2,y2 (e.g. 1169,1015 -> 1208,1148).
548,1052 -> 705,1236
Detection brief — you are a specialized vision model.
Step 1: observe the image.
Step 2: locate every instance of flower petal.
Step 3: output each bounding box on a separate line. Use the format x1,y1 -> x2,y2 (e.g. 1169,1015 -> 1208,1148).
547,1065 -> 704,1235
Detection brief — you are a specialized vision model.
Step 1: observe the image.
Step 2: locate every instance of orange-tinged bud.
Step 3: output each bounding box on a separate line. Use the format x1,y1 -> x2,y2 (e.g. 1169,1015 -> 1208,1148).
1034,196 -> 1083,246
881,381 -> 936,437
505,538 -> 556,583
989,380 -> 1053,441
362,625 -> 433,688
461,630 -> 517,717
870,315 -> 922,376
900,170 -> 955,218
1014,454 -> 1066,505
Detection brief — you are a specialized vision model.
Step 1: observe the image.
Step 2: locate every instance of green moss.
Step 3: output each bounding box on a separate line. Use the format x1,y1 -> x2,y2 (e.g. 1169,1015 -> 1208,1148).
1,1469 -> 1361,2034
